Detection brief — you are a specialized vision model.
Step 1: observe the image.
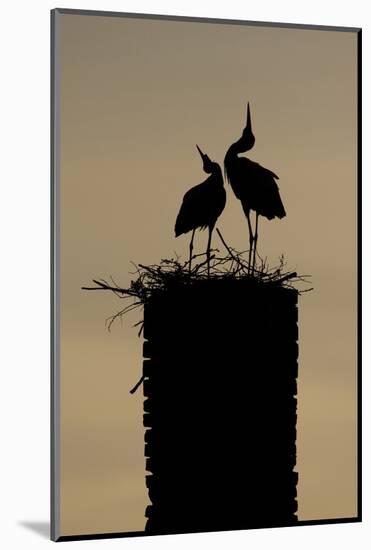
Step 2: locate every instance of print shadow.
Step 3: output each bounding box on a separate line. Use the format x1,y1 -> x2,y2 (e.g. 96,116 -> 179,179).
18,521 -> 50,539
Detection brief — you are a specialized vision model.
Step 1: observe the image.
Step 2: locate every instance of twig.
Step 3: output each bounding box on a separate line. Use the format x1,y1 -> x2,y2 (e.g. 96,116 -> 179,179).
274,272 -> 298,285
191,254 -> 216,274
129,375 -> 145,394
216,228 -> 248,273
82,280 -> 131,295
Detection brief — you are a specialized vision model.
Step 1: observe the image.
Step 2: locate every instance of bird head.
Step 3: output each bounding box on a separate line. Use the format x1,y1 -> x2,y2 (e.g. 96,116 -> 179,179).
196,144 -> 216,174
240,102 -> 255,151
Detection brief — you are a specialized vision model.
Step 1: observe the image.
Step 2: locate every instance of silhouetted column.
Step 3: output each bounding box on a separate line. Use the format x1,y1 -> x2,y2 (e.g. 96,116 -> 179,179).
142,279 -> 298,535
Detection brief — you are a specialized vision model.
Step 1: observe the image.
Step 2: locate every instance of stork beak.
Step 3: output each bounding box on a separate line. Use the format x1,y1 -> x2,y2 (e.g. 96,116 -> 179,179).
196,144 -> 205,160
246,102 -> 252,133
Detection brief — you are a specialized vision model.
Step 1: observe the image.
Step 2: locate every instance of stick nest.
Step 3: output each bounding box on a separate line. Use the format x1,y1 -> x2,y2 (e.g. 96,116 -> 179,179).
82,230 -> 312,333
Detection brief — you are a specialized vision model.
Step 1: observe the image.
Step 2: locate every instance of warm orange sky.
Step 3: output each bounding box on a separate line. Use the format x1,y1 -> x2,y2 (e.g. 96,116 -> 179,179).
55,10 -> 358,536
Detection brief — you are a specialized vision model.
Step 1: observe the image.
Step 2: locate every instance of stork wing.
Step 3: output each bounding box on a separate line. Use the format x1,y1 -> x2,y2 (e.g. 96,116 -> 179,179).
239,157 -> 279,180
237,158 -> 286,219
175,179 -> 225,236
175,182 -> 209,236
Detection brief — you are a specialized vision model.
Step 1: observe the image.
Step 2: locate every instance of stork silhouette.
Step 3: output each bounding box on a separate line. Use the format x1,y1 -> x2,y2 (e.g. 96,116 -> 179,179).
175,145 -> 226,277
224,103 -> 286,273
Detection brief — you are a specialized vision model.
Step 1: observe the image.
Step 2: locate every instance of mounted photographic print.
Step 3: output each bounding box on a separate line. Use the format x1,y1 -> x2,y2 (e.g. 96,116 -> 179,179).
51,8 -> 361,542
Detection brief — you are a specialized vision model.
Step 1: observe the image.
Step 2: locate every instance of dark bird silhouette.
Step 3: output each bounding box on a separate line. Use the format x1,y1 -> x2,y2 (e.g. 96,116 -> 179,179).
224,103 -> 286,273
175,145 -> 226,276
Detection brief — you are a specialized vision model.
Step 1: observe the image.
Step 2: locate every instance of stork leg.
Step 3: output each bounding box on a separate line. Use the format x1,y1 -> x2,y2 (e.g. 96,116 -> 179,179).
246,211 -> 254,275
206,225 -> 213,278
189,229 -> 196,274
252,213 -> 259,273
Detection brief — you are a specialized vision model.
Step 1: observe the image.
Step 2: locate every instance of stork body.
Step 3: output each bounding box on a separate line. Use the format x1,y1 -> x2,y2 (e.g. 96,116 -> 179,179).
224,104 -> 286,272
175,146 -> 226,276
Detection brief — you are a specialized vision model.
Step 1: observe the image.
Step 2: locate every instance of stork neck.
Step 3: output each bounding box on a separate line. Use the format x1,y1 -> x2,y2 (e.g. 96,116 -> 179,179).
211,164 -> 223,184
212,164 -> 222,176
226,140 -> 246,158
225,143 -> 240,166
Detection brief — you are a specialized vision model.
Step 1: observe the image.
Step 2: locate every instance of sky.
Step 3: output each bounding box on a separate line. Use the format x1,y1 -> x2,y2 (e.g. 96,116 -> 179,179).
56,11 -> 358,536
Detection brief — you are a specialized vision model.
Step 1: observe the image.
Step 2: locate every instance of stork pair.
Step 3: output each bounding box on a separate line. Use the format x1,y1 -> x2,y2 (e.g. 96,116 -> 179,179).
175,103 -> 286,276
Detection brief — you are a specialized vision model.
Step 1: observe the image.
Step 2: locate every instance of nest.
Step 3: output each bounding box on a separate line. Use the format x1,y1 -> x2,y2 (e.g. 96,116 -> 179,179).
82,229 -> 312,334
